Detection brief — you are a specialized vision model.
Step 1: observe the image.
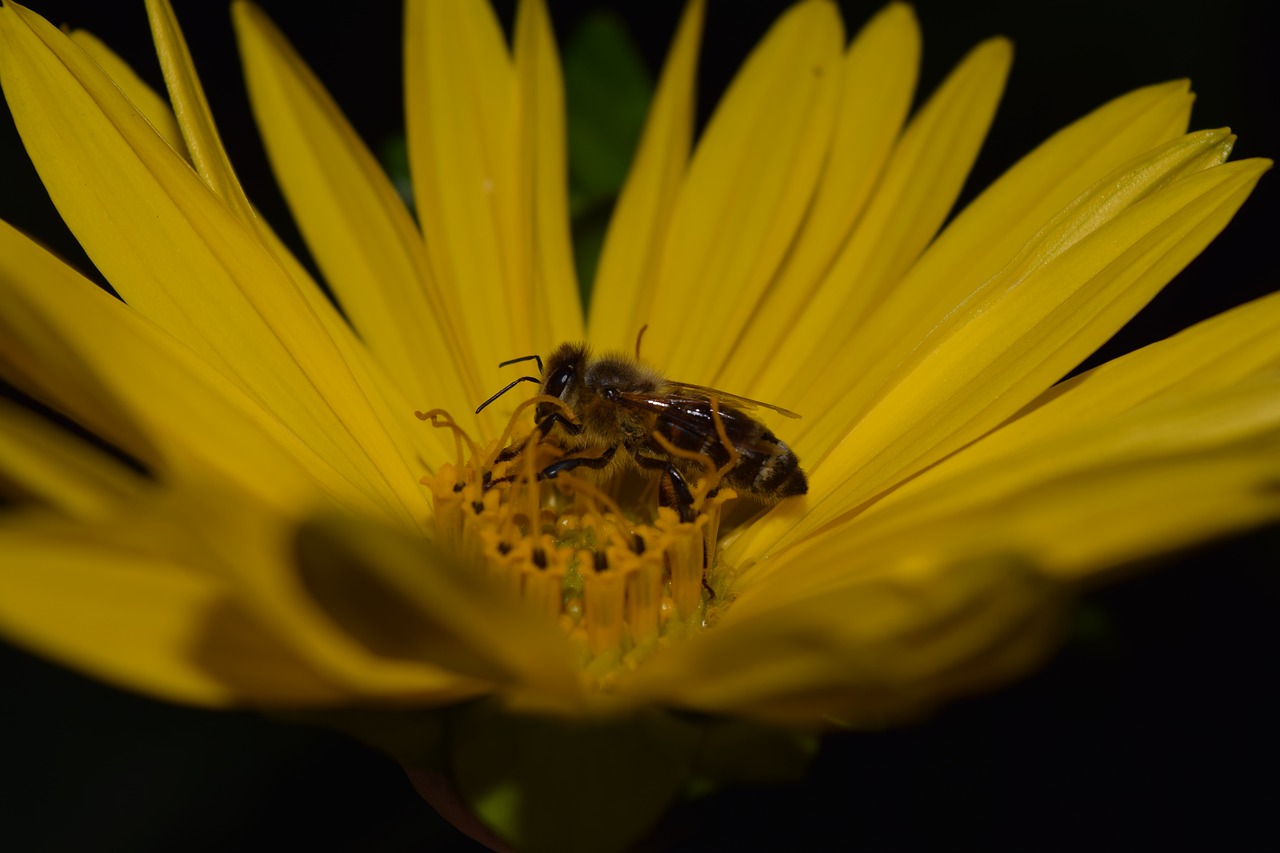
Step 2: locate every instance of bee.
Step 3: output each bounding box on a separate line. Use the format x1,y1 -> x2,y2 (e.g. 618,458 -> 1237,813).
476,342 -> 808,520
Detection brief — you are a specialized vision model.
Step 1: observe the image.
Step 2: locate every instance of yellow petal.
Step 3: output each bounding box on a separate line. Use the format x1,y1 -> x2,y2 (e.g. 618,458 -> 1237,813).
292,512 -> 582,702
731,150 -> 1271,564
0,4 -> 435,529
146,1 -> 442,466
799,80 -> 1196,424
162,485 -> 495,703
588,0 -> 703,345
750,36 -> 1011,403
66,28 -> 185,155
0,220 -> 372,518
404,0 -> 516,373
637,0 -> 845,378
874,289 -> 1280,518
748,374 -> 1280,609
145,0 -> 255,224
513,0 -> 584,351
0,398 -> 143,519
625,554 -> 1062,726
718,2 -> 921,388
0,505 -> 353,707
233,1 -> 484,426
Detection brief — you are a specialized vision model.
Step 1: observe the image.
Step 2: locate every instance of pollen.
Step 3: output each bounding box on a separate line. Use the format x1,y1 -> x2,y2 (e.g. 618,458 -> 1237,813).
416,403 -> 737,681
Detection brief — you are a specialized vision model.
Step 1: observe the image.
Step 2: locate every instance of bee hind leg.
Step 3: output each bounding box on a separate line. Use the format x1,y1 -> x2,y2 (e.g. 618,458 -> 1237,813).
636,457 -> 715,599
635,456 -> 697,524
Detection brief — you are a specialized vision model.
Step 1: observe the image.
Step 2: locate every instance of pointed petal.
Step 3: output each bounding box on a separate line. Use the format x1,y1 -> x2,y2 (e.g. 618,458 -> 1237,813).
588,0 -> 703,344
0,399 -> 143,519
148,1 -> 446,465
513,0 -> 584,351
233,1 -> 484,425
745,291 -> 1280,593
750,36 -> 1011,402
636,0 -> 845,378
0,220 -> 376,517
145,0 -> 255,223
874,289 -> 1280,518
404,0 -> 516,372
0,504 -> 354,707
793,80 -> 1198,424
0,4 -> 436,529
719,2 -> 921,388
747,374 -> 1280,609
66,28 -> 185,155
625,554 -> 1062,726
731,147 -> 1271,564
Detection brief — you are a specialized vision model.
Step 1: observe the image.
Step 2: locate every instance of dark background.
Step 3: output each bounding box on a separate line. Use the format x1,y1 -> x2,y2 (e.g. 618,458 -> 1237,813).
2,1 -> 1276,849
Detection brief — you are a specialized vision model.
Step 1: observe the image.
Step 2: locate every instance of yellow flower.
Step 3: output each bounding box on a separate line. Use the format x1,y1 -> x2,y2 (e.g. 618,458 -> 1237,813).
0,0 -> 1275,849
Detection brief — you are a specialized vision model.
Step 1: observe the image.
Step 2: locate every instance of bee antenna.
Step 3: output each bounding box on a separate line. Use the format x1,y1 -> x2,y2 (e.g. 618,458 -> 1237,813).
635,324 -> 649,360
475,376 -> 541,414
497,353 -> 543,374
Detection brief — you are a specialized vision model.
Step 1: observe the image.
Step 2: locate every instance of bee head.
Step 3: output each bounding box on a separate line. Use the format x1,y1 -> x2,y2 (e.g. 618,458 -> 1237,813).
536,343 -> 587,421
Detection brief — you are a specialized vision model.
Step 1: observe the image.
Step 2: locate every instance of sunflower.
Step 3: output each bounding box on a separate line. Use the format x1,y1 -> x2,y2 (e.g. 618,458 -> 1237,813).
0,0 -> 1275,850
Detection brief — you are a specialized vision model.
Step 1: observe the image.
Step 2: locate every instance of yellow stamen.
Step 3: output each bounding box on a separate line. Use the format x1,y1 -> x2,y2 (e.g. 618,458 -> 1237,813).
421,406 -> 744,685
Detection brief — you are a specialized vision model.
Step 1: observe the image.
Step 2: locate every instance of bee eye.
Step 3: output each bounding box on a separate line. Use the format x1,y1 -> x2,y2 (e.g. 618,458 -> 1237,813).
544,364 -> 574,400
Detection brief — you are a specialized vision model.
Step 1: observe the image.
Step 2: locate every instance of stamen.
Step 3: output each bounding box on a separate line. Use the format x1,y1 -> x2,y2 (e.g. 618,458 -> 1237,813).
420,404 -> 742,684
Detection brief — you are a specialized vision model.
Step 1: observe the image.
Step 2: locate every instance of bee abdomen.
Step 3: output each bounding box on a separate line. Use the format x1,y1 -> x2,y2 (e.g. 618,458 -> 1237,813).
754,441 -> 807,498
722,438 -> 807,500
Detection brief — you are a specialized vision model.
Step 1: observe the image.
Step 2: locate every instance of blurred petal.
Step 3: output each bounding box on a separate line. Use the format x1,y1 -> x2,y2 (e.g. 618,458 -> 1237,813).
0,503 -> 352,706
167,488 -> 495,703
625,555 -> 1063,726
292,513 -> 582,702
0,399 -> 143,519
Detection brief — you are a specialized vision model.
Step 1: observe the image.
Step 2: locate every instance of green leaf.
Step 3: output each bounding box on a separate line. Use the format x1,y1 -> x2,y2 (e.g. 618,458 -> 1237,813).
564,10 -> 653,300
564,10 -> 652,205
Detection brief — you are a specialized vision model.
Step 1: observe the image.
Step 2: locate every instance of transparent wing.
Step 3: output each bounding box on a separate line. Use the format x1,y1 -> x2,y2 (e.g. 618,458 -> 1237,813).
613,389 -> 789,461
659,381 -> 801,419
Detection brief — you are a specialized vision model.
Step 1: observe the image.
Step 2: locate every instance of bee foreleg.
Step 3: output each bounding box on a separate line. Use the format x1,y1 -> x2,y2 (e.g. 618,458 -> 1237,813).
537,444 -> 618,480
536,411 -> 584,438
493,435 -> 530,465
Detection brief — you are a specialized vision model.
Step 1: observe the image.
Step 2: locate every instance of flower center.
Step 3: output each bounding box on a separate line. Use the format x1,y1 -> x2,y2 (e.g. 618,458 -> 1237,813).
417,401 -> 738,683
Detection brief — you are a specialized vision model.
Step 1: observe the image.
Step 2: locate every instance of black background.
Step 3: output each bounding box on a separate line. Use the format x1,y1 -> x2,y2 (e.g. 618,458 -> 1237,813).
2,1 -> 1277,850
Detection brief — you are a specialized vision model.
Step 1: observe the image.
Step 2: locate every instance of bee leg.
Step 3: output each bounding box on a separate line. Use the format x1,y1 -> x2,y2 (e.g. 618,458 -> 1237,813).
636,456 -> 715,598
493,435 -> 530,465
537,444 -> 618,480
535,412 -> 584,437
635,456 -> 697,524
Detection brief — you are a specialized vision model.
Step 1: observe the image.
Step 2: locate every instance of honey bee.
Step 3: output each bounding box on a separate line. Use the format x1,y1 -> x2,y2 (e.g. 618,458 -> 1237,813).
476,342 -> 808,520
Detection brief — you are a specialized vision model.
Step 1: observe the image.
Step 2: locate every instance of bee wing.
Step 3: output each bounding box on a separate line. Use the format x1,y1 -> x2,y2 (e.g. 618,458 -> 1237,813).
662,381 -> 802,419
612,390 -> 790,460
